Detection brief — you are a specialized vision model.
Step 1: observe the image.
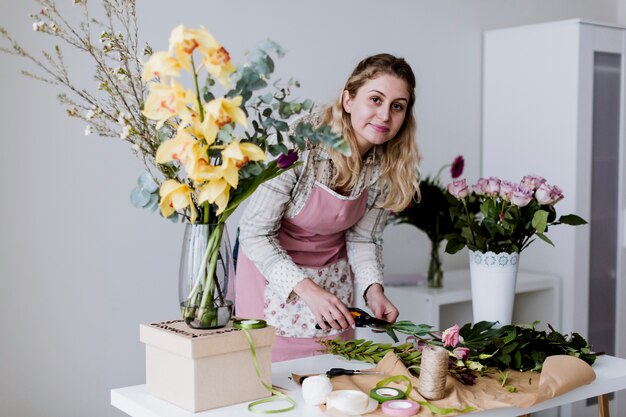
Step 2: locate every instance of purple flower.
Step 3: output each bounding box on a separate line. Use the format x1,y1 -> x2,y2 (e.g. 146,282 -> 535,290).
499,180 -> 516,202
535,183 -> 564,206
473,178 -> 489,195
450,155 -> 465,179
448,179 -> 468,199
277,149 -> 298,169
442,324 -> 460,348
521,175 -> 546,191
549,185 -> 564,205
511,184 -> 533,207
486,177 -> 501,196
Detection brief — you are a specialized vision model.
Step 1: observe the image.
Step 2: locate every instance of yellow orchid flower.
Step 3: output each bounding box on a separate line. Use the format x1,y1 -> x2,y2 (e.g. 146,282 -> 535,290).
168,25 -> 220,72
142,81 -> 196,128
159,179 -> 198,223
142,51 -> 181,82
198,179 -> 230,215
202,46 -> 236,88
222,141 -> 266,164
155,129 -> 214,186
155,129 -> 197,164
201,96 -> 247,145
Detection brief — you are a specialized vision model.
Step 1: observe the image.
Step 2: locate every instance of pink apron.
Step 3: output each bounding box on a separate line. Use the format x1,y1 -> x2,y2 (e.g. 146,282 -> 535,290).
236,183 -> 368,361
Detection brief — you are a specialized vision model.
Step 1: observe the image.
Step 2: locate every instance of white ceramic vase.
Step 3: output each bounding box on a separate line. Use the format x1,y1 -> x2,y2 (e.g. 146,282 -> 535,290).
468,250 -> 520,326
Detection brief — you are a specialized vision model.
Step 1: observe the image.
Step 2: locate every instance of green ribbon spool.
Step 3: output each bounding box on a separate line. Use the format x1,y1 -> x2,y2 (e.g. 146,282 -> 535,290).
375,375 -> 413,398
235,318 -> 296,414
370,386 -> 406,403
234,319 -> 268,330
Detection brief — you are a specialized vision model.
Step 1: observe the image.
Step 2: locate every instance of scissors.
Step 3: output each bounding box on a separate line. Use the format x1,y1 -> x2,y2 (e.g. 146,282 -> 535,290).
298,367 -> 383,383
326,367 -> 384,377
314,307 -> 391,332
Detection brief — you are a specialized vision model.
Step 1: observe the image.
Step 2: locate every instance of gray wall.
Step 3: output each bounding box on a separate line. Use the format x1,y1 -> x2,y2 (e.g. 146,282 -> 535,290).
0,1 -> 617,416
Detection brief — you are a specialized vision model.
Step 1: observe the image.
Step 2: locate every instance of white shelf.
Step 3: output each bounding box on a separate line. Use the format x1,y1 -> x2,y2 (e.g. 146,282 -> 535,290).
383,269 -> 560,330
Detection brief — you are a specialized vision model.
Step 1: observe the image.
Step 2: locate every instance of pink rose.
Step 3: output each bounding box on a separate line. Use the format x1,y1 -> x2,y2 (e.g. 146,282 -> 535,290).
473,178 -> 489,195
511,184 -> 533,207
499,180 -> 516,202
486,177 -> 501,196
521,175 -> 546,191
441,324 -> 460,348
549,184 -> 564,205
532,183 -> 564,206
452,346 -> 470,360
535,183 -> 553,205
448,179 -> 468,199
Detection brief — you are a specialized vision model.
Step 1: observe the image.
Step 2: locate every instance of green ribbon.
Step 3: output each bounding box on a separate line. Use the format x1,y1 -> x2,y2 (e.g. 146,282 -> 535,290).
375,375 -> 413,398
370,386 -> 405,403
235,319 -> 296,414
375,375 -> 475,415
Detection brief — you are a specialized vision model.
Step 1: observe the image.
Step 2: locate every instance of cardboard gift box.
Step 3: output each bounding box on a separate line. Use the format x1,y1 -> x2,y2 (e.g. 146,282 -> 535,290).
140,319 -> 275,412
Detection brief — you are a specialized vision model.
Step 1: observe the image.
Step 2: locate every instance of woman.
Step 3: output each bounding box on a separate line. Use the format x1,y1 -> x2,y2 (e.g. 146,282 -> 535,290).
235,53 -> 421,361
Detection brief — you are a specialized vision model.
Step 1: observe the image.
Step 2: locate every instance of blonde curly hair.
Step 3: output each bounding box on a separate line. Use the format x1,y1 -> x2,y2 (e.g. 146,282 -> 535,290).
321,53 -> 420,211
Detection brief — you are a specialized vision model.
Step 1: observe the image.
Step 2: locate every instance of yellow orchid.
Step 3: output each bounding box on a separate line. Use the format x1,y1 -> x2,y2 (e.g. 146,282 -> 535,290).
155,128 -> 197,164
168,25 -> 220,72
201,96 -> 247,145
142,51 -> 181,82
142,81 -> 196,128
159,179 -> 198,223
222,141 -> 266,165
198,179 -> 230,215
202,45 -> 236,88
196,142 -> 266,189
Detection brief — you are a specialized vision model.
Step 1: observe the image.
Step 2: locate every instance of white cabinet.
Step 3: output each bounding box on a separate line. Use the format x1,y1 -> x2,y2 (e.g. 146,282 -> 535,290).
482,19 -> 626,416
384,269 -> 560,330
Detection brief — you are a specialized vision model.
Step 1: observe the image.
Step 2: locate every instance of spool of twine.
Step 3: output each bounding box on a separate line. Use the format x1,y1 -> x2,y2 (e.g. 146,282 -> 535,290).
418,345 -> 448,400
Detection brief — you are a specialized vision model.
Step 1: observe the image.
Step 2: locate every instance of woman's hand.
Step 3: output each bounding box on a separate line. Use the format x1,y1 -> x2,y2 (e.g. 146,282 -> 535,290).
294,278 -> 355,331
365,284 -> 399,323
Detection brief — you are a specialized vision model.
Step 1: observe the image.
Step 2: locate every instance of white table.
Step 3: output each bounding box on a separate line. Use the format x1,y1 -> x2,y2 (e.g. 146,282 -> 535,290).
111,354 -> 626,416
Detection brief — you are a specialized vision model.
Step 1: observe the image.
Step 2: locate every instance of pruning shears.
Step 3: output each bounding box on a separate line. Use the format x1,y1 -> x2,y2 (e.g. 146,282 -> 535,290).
315,307 -> 391,332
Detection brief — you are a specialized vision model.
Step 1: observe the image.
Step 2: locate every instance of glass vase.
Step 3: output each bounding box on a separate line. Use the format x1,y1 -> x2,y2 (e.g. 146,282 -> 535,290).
178,222 -> 235,329
427,239 -> 444,288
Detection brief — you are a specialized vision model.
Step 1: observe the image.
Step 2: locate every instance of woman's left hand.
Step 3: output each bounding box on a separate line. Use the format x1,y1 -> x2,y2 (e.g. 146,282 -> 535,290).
364,284 -> 399,323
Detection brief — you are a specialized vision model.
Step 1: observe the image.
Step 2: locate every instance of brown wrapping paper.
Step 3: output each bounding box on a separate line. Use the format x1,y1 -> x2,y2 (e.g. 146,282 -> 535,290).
326,352 -> 595,416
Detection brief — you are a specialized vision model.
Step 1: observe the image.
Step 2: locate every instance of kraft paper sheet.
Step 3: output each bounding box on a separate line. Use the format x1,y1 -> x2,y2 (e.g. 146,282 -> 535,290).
325,352 -> 595,416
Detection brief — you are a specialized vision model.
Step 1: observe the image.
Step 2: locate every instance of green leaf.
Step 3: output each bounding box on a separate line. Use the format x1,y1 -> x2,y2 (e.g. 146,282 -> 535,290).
137,172 -> 158,193
536,232 -> 554,246
268,143 -> 288,157
558,214 -> 588,225
130,188 -> 150,208
259,93 -> 273,104
532,210 -> 549,233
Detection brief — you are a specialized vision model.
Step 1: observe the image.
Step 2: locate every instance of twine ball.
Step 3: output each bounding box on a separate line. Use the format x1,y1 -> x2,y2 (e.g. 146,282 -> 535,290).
302,375 -> 333,405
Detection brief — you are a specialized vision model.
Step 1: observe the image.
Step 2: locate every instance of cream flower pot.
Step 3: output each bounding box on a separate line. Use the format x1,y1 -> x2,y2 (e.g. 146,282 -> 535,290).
468,250 -> 520,325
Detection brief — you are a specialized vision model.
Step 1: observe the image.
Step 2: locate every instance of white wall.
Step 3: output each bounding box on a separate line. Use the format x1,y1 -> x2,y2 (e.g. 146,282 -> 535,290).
0,1 -> 618,416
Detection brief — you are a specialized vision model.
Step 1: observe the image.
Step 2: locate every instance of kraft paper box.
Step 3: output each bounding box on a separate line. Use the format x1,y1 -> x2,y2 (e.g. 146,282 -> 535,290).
140,319 -> 275,412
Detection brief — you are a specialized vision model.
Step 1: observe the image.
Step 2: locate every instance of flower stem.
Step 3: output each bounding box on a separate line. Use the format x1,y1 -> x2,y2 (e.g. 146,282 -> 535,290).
190,56 -> 205,123
199,223 -> 225,310
462,200 -> 477,248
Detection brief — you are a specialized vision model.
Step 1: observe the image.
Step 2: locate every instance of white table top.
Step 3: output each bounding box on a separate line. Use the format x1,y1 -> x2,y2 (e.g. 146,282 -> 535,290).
112,354 -> 626,416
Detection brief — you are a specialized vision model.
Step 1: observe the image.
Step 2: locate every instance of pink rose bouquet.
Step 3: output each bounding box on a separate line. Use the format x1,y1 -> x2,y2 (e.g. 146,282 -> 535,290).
445,175 -> 586,254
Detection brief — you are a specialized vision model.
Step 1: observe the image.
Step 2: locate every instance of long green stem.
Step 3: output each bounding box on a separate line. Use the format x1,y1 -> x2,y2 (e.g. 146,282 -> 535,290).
199,223 -> 225,309
190,56 -> 205,123
462,200 -> 477,248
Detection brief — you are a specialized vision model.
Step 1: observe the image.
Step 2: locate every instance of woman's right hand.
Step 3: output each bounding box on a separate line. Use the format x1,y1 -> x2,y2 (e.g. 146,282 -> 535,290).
293,278 -> 355,331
